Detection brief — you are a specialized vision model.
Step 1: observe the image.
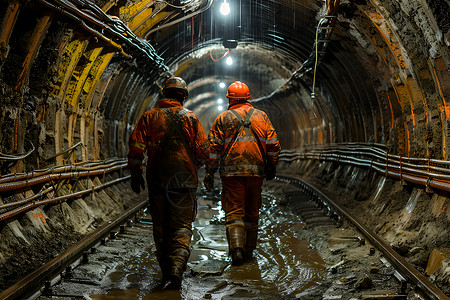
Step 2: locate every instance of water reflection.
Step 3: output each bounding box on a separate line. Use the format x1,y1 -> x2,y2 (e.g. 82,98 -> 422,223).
90,187 -> 326,299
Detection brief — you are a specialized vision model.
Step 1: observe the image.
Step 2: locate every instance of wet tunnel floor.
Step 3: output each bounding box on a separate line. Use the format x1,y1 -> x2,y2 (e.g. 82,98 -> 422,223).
39,179 -> 406,300
40,181 -> 328,300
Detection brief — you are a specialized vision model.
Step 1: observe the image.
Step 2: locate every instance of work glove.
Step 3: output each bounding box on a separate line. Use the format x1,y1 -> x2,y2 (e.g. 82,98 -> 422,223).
265,165 -> 276,181
130,174 -> 145,194
204,173 -> 214,190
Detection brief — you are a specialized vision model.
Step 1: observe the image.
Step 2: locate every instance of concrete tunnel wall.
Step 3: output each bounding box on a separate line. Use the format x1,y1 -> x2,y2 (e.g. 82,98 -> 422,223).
0,0 -> 449,294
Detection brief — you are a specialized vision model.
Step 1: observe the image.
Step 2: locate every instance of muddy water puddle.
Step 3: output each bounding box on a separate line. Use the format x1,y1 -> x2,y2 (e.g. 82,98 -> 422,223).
91,189 -> 326,299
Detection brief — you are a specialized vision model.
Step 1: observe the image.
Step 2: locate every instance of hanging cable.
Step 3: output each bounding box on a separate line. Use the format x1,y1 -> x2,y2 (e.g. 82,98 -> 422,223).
156,0 -> 196,9
0,140 -> 35,161
310,18 -> 326,119
146,0 -> 213,37
210,49 -> 230,62
39,0 -> 170,73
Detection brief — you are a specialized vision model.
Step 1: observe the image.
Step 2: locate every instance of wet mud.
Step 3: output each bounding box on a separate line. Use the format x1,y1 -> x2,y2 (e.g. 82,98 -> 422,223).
36,177 -> 422,300
87,186 -> 327,299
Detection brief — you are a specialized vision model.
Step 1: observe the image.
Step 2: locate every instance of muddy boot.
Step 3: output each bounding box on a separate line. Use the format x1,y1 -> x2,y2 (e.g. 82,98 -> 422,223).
244,225 -> 258,261
226,221 -> 246,266
155,243 -> 170,284
231,248 -> 244,266
158,258 -> 170,284
168,248 -> 190,289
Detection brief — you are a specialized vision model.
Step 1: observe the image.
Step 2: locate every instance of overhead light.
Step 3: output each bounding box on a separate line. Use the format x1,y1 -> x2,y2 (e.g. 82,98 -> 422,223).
220,0 -> 230,16
218,98 -> 223,104
226,56 -> 233,65
218,105 -> 223,111
219,82 -> 225,88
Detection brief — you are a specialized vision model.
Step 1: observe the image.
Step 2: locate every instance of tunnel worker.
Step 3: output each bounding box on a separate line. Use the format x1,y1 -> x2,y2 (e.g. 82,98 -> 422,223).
203,81 -> 281,266
127,76 -> 210,288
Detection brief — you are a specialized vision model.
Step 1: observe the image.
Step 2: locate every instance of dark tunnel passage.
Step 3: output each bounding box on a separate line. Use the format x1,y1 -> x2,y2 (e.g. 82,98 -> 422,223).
0,0 -> 449,298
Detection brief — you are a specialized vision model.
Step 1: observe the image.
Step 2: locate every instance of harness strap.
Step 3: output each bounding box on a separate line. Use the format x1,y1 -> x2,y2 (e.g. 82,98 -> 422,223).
230,108 -> 266,162
160,108 -> 195,164
222,108 -> 254,159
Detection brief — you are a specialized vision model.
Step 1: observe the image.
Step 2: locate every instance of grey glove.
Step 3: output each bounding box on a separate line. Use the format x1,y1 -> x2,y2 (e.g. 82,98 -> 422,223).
131,174 -> 145,194
204,173 -> 214,190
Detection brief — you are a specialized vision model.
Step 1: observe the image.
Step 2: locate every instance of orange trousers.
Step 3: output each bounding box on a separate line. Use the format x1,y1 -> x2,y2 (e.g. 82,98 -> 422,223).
221,176 -> 263,253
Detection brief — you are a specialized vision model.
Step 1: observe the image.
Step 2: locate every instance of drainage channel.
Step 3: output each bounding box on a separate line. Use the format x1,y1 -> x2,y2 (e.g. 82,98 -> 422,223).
276,175 -> 449,300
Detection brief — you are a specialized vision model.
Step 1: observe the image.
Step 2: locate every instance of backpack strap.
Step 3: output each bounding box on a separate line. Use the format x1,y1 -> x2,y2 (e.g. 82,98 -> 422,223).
222,108 -> 265,161
235,108 -> 267,164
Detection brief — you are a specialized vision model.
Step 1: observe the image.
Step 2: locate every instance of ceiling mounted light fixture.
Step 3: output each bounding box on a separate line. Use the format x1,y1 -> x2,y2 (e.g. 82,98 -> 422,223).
220,0 -> 230,15
219,82 -> 225,88
226,56 -> 233,65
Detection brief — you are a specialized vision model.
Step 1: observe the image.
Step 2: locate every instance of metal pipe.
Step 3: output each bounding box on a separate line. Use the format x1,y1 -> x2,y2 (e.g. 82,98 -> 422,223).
0,176 -> 130,222
0,186 -> 54,210
282,148 -> 450,194
0,164 -> 127,192
44,142 -> 84,161
0,159 -> 126,184
302,152 -> 450,178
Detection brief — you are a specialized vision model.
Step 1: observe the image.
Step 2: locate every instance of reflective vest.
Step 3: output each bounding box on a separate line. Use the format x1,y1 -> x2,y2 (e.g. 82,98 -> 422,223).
207,101 -> 281,177
128,98 -> 210,189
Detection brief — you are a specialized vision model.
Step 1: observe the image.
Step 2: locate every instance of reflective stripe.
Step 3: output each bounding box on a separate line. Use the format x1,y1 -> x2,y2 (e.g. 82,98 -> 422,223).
236,135 -> 257,142
210,136 -> 224,145
259,137 -> 266,143
224,137 -> 234,144
244,221 -> 258,228
210,153 -> 220,159
266,137 -> 278,144
227,219 -> 245,225
222,165 -> 265,172
179,108 -> 190,116
173,229 -> 192,237
131,141 -> 146,150
268,150 -> 280,156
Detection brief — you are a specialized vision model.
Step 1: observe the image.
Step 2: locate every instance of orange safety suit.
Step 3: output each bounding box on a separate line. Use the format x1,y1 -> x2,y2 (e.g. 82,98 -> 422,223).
128,98 -> 210,278
206,99 -> 281,257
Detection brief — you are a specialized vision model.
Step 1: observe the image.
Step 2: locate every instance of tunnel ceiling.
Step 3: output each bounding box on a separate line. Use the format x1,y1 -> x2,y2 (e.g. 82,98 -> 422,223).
0,0 -> 448,173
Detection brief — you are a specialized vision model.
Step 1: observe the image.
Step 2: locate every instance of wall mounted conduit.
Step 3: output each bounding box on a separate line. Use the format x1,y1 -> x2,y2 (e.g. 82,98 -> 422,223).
0,159 -> 126,184
0,163 -> 127,192
0,175 -> 130,222
280,144 -> 450,194
38,0 -> 169,72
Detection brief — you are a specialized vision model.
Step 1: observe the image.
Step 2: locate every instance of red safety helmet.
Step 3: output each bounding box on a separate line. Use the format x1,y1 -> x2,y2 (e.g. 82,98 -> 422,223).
226,81 -> 250,99
162,76 -> 189,100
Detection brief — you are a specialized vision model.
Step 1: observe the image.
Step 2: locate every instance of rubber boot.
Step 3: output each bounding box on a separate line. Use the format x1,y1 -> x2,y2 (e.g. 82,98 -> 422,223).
156,254 -> 170,283
226,222 -> 246,266
244,226 -> 258,261
168,247 -> 190,289
155,240 -> 170,284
